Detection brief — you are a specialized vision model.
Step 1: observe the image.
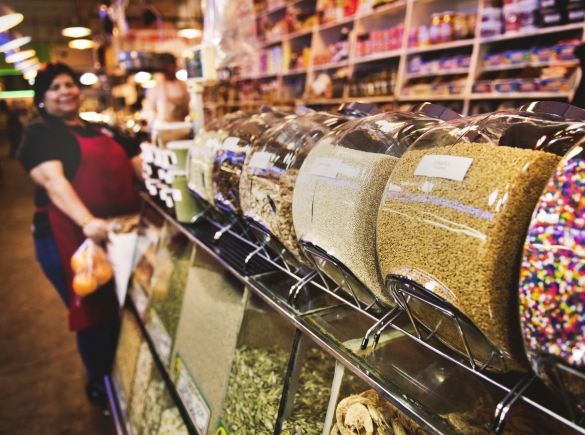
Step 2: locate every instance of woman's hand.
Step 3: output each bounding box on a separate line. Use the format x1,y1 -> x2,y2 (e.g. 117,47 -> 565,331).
82,217 -> 110,243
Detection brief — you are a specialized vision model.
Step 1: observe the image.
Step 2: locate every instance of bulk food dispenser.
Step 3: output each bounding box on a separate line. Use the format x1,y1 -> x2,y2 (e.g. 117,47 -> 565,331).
520,138 -> 585,412
212,109 -> 293,217
239,103 -> 380,274
292,103 -> 460,311
376,101 -> 585,373
187,111 -> 252,210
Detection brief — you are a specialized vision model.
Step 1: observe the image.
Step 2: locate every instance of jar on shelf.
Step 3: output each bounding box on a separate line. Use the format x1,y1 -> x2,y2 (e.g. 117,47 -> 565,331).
519,0 -> 539,30
430,13 -> 441,44
440,12 -> 454,43
453,13 -> 470,40
503,0 -> 521,33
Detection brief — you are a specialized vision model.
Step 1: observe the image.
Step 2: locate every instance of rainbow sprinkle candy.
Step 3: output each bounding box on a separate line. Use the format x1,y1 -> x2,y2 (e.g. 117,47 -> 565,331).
520,148 -> 585,367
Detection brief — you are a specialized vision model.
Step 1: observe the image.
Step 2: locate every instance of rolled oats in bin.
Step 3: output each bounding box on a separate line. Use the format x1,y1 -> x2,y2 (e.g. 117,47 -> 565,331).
292,107 -> 457,307
240,112 -> 348,265
376,105 -> 585,371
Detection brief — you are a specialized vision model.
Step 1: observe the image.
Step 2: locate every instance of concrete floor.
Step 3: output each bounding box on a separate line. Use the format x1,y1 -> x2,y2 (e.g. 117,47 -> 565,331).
0,136 -> 117,435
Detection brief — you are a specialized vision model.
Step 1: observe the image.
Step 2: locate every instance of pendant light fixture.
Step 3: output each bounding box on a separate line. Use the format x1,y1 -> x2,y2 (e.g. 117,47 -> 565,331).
68,39 -> 95,50
61,1 -> 91,39
0,35 -> 31,53
5,48 -> 35,63
14,57 -> 39,71
0,4 -> 23,33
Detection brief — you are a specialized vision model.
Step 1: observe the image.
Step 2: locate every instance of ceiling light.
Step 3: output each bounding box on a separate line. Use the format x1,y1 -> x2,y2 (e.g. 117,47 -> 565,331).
0,36 -> 31,53
23,70 -> 37,80
68,39 -> 95,50
177,28 -> 202,39
134,71 -> 152,84
61,27 -> 91,38
80,72 -> 98,86
0,13 -> 23,33
175,69 -> 187,81
15,58 -> 40,70
5,49 -> 36,63
141,79 -> 157,89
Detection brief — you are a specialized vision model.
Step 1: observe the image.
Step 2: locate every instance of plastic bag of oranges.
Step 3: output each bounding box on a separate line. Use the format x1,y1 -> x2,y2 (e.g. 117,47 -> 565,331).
71,239 -> 114,297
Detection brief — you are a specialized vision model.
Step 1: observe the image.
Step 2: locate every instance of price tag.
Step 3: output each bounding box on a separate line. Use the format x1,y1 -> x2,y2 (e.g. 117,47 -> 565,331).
414,155 -> 473,182
173,355 -> 211,435
249,151 -> 273,169
148,309 -> 172,364
223,137 -> 240,151
172,189 -> 183,202
309,157 -> 342,179
131,283 -> 149,319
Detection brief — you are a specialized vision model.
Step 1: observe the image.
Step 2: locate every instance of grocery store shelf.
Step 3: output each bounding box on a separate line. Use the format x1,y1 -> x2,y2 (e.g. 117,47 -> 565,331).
354,49 -> 402,65
356,0 -> 407,19
469,92 -> 571,100
480,22 -> 585,44
312,59 -> 350,70
481,60 -> 579,72
256,0 -> 307,18
317,15 -> 355,32
398,94 -> 465,101
406,39 -> 474,55
404,68 -> 469,79
261,37 -> 285,48
284,27 -> 313,40
282,67 -> 308,76
297,98 -> 345,105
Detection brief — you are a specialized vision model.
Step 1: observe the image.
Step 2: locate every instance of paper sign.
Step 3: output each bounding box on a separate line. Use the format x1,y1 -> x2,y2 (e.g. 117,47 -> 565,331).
172,189 -> 183,202
148,310 -> 172,363
414,155 -> 473,182
173,356 -> 211,435
249,151 -> 273,169
130,283 -> 149,319
309,157 -> 342,178
107,232 -> 139,307
223,137 -> 241,151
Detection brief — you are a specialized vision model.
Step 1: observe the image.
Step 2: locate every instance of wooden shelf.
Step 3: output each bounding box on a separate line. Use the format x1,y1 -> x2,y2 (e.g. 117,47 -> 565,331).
480,22 -> 584,44
406,39 -> 474,55
312,59 -> 350,70
481,60 -> 579,72
355,0 -> 407,19
316,15 -> 355,32
469,92 -> 571,100
284,27 -> 313,40
354,49 -> 402,65
405,68 -> 470,79
398,94 -> 465,101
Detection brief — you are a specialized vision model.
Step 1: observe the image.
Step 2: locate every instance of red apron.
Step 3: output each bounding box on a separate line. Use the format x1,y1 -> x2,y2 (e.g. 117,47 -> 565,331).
45,126 -> 139,331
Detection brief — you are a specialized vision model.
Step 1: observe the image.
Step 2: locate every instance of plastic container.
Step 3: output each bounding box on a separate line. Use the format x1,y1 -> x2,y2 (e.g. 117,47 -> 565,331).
152,121 -> 192,148
293,103 -> 461,309
213,110 -> 292,215
187,112 -> 252,205
166,140 -> 192,170
170,173 -> 204,223
520,139 -> 585,411
376,101 -> 585,372
240,111 -> 350,269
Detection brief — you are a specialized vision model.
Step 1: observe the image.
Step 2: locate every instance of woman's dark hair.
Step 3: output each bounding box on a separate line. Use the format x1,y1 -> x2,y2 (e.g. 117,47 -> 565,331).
34,62 -> 79,117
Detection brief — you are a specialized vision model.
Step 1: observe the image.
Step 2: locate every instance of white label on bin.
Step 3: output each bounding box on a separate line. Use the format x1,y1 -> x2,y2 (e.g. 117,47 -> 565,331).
310,157 -> 342,178
249,151 -> 273,169
223,137 -> 240,151
148,309 -> 172,363
172,189 -> 183,202
158,169 -> 167,180
174,355 -> 211,435
414,155 -> 473,182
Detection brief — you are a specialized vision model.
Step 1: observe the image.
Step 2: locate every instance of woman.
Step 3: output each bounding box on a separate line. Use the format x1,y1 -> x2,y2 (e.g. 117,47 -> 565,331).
18,62 -> 142,408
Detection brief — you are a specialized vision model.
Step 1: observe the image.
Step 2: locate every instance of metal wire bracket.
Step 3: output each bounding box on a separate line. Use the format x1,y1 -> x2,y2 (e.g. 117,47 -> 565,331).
490,372 -> 537,434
